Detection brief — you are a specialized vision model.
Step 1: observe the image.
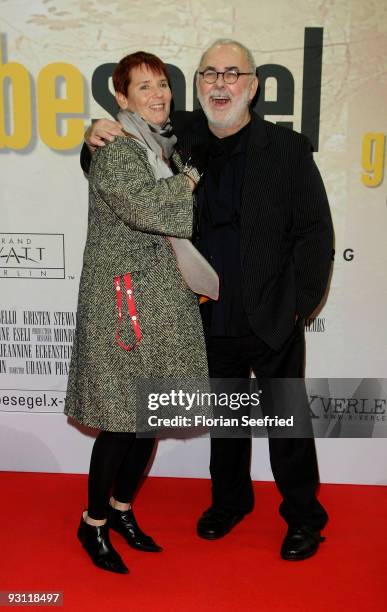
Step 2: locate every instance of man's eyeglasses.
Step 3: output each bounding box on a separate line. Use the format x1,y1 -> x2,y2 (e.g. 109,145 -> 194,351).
198,69 -> 254,84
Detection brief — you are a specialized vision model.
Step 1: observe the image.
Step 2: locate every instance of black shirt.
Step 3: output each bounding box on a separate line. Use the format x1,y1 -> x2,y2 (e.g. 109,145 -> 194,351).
196,122 -> 253,336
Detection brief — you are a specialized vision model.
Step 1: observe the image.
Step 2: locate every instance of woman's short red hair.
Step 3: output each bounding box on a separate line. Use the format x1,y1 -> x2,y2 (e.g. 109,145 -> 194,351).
113,51 -> 170,95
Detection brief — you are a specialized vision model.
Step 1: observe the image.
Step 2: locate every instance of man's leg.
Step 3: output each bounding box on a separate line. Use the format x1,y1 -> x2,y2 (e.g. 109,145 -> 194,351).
268,436 -> 327,519
197,336 -> 255,539
209,437 -> 253,514
249,322 -> 328,559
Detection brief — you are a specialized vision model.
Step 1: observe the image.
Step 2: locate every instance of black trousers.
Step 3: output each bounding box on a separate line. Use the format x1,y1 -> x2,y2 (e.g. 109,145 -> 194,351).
87,432 -> 155,520
206,323 -> 328,530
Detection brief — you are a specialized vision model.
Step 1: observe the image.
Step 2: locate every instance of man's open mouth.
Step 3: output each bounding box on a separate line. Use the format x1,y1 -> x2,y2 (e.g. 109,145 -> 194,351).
210,96 -> 231,107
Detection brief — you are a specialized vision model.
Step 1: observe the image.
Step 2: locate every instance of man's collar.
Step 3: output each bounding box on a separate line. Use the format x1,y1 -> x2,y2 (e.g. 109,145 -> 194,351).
171,108 -> 270,150
205,110 -> 269,151
208,120 -> 251,157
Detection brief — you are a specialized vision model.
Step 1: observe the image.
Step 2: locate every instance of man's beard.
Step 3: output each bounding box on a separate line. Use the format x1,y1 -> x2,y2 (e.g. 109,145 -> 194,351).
197,87 -> 251,130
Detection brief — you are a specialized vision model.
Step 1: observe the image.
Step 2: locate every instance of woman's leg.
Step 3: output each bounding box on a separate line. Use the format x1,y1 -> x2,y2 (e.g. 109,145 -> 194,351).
78,431 -> 136,574
108,438 -> 162,552
87,431 -> 136,520
112,437 -> 156,505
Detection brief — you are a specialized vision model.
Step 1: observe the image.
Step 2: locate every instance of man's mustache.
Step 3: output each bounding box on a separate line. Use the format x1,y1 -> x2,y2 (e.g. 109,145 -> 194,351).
208,89 -> 232,99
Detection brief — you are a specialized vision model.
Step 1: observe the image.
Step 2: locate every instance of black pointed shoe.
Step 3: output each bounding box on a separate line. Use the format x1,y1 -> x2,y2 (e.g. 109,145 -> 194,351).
281,526 -> 325,561
108,506 -> 162,553
77,516 -> 129,574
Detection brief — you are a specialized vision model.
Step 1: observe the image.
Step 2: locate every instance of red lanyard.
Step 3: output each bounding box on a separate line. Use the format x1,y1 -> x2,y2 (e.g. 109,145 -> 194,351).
114,273 -> 142,351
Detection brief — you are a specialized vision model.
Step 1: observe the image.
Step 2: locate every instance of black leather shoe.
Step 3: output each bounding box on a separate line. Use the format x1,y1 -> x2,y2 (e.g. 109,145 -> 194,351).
197,508 -> 246,540
281,526 -> 325,561
77,516 -> 129,574
108,506 -> 162,553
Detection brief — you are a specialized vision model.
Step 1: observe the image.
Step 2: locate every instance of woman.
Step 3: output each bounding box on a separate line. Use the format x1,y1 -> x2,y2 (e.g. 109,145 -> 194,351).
65,51 -> 210,574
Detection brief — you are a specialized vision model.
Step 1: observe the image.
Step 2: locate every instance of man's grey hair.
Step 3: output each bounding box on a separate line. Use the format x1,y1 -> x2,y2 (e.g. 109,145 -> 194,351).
198,39 -> 256,75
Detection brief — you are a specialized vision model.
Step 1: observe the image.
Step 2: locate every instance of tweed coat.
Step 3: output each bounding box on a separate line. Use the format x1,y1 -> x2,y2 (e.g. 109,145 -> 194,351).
65,136 -> 208,432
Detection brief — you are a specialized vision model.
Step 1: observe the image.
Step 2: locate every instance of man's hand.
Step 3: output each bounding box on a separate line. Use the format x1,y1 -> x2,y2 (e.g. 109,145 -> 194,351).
85,119 -> 124,151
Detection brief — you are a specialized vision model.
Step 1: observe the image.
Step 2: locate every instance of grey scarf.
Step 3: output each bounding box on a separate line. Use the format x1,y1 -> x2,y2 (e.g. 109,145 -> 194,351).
117,110 -> 177,160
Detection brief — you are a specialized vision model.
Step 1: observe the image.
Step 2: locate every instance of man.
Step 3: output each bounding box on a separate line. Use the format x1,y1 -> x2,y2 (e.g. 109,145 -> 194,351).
81,39 -> 333,560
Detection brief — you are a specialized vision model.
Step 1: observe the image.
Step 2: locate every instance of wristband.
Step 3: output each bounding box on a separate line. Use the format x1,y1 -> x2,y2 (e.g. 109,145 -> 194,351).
183,159 -> 202,186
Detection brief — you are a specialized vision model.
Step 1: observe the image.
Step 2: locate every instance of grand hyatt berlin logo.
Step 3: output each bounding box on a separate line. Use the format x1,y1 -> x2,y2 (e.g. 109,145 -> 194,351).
0,233 -> 65,279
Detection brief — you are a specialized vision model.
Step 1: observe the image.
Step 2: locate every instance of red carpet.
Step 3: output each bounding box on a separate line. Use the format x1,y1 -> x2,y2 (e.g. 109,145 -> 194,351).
1,472 -> 386,611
